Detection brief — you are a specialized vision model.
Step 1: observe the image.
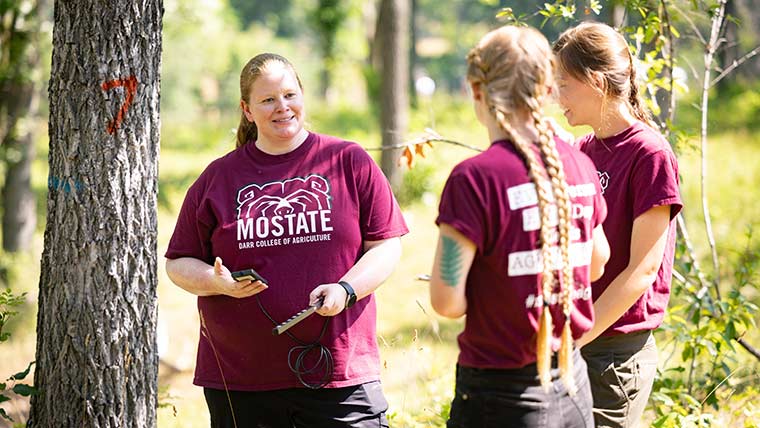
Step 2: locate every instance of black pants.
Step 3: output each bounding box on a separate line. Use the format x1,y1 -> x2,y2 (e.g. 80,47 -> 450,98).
204,381 -> 389,428
447,349 -> 594,428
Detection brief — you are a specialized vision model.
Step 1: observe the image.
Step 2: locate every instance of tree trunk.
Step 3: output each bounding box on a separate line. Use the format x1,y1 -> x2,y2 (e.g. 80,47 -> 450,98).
0,0 -> 45,253
1,82 -> 38,252
28,0 -> 163,427
377,0 -> 409,192
408,0 -> 418,108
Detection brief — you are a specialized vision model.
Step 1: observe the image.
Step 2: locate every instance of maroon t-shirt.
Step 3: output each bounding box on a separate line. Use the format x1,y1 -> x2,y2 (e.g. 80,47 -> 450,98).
166,132 -> 408,391
577,121 -> 682,336
437,137 -> 607,369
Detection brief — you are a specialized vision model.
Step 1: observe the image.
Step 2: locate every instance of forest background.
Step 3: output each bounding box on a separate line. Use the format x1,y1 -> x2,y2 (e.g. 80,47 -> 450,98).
1,0 -> 759,427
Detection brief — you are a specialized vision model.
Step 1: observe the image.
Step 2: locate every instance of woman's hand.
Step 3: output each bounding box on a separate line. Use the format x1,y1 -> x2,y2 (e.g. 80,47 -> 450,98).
309,283 -> 347,316
210,257 -> 268,298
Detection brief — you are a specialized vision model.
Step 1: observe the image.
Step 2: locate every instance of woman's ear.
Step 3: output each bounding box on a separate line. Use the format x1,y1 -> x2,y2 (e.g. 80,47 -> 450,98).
591,71 -> 606,94
470,81 -> 483,102
241,100 -> 254,122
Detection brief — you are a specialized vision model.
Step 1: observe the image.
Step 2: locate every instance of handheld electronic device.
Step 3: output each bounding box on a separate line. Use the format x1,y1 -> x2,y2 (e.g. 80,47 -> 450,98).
272,297 -> 324,336
231,268 -> 268,285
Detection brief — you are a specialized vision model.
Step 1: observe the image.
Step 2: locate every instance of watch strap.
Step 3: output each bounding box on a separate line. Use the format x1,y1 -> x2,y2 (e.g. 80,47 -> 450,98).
337,280 -> 357,308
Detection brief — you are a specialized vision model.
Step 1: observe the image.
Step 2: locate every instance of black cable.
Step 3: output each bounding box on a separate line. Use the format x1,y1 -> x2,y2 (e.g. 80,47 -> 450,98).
256,295 -> 334,389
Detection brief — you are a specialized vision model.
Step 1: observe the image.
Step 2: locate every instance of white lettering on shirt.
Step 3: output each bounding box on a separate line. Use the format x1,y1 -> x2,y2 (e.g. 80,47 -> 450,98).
507,240 -> 594,277
236,210 -> 333,240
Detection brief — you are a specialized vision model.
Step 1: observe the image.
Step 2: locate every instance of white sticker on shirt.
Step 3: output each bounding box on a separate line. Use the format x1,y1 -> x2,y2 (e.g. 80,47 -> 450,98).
508,183 -> 538,210
522,205 -> 558,231
507,240 -> 594,277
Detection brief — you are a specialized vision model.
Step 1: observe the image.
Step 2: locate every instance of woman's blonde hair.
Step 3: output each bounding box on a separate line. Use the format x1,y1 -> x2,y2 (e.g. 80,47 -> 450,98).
553,22 -> 655,128
236,53 -> 303,148
467,26 -> 577,394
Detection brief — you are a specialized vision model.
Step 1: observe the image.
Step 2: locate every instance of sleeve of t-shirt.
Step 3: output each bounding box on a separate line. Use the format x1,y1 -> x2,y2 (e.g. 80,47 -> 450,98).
631,149 -> 683,220
165,177 -> 216,263
436,168 -> 486,252
353,148 -> 409,241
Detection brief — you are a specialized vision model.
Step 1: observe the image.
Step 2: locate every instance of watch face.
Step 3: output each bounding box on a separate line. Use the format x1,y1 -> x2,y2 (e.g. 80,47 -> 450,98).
346,293 -> 357,308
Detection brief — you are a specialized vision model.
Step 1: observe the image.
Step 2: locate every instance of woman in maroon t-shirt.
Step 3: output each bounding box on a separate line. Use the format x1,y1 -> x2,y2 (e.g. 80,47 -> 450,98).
165,53 -> 408,428
430,26 -> 610,428
553,22 -> 683,428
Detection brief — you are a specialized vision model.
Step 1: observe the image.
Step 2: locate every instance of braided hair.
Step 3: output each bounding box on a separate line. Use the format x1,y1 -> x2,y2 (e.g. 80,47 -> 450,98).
466,26 -> 577,395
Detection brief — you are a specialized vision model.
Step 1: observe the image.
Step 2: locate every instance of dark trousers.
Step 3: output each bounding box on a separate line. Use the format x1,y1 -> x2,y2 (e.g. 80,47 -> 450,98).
581,331 -> 658,428
204,381 -> 389,428
447,349 -> 594,428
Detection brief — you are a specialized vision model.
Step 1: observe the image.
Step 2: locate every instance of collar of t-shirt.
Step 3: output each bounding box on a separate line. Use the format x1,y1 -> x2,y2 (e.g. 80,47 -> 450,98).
245,131 -> 317,165
592,122 -> 642,148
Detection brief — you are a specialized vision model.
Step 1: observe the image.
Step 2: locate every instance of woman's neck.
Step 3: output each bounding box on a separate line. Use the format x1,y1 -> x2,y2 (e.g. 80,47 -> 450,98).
485,110 -> 538,144
255,128 -> 309,155
594,101 -> 637,139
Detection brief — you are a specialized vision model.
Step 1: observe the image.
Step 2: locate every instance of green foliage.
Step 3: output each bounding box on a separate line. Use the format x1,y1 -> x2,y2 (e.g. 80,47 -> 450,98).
677,80 -> 760,132
0,288 -> 37,423
395,162 -> 436,208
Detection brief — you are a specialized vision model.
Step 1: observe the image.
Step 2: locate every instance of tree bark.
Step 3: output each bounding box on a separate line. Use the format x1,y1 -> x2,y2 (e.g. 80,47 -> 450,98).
377,0 -> 409,192
28,0 -> 163,427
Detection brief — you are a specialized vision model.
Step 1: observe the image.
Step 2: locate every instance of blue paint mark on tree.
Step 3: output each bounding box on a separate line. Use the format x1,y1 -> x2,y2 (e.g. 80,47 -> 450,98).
48,176 -> 84,194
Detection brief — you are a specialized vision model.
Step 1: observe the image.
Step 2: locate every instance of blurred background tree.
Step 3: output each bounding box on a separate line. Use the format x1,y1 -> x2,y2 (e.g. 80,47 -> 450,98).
0,0 -> 46,254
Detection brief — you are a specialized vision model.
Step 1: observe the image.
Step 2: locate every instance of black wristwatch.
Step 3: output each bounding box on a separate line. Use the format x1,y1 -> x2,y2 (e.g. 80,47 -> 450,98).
338,280 -> 357,308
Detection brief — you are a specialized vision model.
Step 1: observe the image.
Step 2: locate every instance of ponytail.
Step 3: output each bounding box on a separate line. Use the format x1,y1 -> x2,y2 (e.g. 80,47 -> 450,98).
236,113 -> 257,148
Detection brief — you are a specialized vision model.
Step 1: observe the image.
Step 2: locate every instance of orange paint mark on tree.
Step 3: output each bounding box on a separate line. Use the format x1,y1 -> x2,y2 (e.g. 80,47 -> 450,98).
101,76 -> 138,134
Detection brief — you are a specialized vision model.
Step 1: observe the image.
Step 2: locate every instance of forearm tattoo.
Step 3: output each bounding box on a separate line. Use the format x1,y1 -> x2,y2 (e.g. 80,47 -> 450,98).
440,236 -> 463,287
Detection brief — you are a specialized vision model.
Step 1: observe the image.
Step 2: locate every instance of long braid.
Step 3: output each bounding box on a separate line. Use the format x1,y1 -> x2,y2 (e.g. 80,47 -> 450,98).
491,104 -> 557,391
530,107 -> 577,396
627,54 -> 657,129
468,24 -> 581,394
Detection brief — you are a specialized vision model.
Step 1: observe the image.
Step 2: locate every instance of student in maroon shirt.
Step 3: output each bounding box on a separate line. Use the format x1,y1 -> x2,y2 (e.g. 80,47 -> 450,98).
430,26 -> 610,428
165,53 -> 408,428
554,22 -> 683,428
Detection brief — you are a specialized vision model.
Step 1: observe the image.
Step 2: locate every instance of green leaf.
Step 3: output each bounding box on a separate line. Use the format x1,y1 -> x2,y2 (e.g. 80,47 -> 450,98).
0,394 -> 9,403
10,361 -> 34,381
724,321 -> 737,341
11,384 -> 38,396
0,407 -> 12,422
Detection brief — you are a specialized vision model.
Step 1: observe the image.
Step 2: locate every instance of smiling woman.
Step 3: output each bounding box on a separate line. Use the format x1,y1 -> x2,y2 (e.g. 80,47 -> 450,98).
164,52 -> 409,428
239,55 -> 308,154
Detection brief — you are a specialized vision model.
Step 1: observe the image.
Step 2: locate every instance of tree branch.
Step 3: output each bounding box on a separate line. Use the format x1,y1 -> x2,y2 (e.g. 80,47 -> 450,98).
659,0 -> 677,136
671,2 -> 706,46
699,0 -> 727,286
737,337 -> 760,360
365,129 -> 484,153
710,45 -> 760,87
